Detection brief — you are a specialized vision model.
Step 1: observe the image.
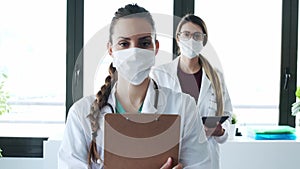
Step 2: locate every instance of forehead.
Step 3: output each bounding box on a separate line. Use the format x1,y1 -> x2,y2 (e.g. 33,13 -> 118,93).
180,22 -> 203,33
112,18 -> 153,39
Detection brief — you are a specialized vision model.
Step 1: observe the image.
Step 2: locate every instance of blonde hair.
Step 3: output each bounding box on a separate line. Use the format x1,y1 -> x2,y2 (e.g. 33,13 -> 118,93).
199,55 -> 224,116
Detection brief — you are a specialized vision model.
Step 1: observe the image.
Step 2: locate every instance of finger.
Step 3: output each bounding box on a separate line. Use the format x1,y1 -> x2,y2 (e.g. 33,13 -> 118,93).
172,163 -> 183,169
160,157 -> 172,169
216,122 -> 222,128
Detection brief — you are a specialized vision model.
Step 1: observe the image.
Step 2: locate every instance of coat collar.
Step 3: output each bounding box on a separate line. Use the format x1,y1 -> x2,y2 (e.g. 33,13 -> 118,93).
173,56 -> 212,103
106,80 -> 162,114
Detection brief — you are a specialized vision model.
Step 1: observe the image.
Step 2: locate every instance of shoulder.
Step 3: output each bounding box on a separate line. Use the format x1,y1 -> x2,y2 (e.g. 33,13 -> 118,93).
68,95 -> 96,118
71,95 -> 95,108
215,69 -> 225,79
152,58 -> 178,73
150,59 -> 179,83
159,86 -> 196,106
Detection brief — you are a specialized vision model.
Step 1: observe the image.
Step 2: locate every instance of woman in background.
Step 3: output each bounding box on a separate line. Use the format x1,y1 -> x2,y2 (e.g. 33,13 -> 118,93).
151,14 -> 233,169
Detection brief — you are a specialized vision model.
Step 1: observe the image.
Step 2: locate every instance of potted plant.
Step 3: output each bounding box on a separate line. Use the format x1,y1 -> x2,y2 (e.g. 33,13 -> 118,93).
0,148 -> 2,157
291,87 -> 300,127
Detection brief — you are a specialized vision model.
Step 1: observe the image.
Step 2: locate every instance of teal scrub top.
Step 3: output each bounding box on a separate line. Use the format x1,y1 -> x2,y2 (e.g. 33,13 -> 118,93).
115,98 -> 143,114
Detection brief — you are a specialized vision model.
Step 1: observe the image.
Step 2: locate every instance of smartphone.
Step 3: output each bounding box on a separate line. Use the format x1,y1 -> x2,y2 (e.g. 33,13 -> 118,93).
201,115 -> 229,128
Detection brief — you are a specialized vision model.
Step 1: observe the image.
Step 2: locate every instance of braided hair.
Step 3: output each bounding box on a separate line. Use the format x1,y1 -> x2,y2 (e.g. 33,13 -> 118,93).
86,3 -> 155,166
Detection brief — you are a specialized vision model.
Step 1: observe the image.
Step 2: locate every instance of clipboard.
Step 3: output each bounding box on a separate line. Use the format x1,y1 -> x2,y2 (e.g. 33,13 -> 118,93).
103,113 -> 181,169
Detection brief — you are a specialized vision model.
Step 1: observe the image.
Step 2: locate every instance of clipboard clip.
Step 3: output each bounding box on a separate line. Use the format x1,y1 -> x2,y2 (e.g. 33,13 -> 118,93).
125,116 -> 159,121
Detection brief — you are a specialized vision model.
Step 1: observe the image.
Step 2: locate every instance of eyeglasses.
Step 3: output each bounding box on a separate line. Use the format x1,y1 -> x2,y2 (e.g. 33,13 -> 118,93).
177,31 -> 206,41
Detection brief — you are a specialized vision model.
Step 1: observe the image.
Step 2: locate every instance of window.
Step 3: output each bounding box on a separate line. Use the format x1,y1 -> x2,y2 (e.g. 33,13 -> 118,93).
0,0 -> 66,137
84,0 -> 173,96
195,0 -> 282,125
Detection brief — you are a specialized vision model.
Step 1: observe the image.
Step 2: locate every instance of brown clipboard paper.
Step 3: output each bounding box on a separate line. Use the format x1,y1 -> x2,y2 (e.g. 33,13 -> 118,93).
103,113 -> 181,169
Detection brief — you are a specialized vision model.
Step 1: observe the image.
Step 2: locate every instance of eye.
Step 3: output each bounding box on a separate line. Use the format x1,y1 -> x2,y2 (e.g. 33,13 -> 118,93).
182,31 -> 191,38
193,32 -> 202,41
138,39 -> 152,49
193,32 -> 205,41
178,31 -> 191,41
118,41 -> 130,48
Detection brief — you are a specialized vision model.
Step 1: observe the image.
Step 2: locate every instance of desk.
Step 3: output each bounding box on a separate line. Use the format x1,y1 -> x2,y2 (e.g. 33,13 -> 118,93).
42,135 -> 300,169
220,127 -> 300,169
1,127 -> 298,169
221,138 -> 300,169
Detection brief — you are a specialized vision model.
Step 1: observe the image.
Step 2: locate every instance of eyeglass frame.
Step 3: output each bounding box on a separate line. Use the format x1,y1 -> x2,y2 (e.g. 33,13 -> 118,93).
177,31 -> 207,42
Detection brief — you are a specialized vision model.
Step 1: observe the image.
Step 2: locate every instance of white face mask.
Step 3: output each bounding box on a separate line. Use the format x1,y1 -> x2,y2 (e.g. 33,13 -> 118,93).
178,39 -> 203,59
112,48 -> 155,85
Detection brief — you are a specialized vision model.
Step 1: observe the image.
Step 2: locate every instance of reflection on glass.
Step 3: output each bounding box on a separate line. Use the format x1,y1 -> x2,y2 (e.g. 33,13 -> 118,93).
195,0 -> 281,125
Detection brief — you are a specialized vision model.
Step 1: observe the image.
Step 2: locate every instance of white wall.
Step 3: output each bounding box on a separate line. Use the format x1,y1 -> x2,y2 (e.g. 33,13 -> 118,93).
0,157 -> 43,169
221,139 -> 300,169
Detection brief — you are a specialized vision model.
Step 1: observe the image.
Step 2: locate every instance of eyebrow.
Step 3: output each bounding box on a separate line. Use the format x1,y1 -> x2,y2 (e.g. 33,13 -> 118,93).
117,37 -> 131,40
139,36 -> 152,40
117,35 -> 153,40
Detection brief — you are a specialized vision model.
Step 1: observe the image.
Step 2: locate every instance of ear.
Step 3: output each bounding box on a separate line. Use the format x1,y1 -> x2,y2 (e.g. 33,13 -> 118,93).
175,35 -> 180,46
107,42 -> 113,57
175,34 -> 179,43
154,40 -> 159,55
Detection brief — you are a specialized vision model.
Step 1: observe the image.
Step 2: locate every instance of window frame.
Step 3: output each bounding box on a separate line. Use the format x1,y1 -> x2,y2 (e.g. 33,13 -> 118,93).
66,0 -> 84,120
279,0 -> 298,127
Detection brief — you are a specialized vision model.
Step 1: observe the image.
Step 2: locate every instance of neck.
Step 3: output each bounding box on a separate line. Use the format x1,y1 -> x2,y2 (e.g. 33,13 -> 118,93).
116,77 -> 150,112
179,55 -> 201,74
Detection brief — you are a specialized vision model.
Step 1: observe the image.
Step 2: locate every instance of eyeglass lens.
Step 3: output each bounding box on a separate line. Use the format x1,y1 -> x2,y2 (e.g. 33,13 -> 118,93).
179,31 -> 205,41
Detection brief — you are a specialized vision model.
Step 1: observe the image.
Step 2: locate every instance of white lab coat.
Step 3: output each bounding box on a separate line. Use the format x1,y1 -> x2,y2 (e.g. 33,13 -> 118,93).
150,57 -> 233,169
58,80 -> 211,169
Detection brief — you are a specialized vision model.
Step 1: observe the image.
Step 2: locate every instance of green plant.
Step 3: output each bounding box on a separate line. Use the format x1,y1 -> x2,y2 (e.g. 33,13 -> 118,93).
0,73 -> 10,158
231,113 -> 237,124
0,73 -> 10,116
291,87 -> 300,116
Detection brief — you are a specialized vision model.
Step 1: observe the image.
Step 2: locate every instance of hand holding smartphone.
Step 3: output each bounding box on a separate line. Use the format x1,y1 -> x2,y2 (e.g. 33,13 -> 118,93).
201,116 -> 229,128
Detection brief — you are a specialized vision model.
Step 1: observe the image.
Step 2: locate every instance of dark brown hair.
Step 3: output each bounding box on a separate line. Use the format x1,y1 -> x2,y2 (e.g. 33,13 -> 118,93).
109,4 -> 155,43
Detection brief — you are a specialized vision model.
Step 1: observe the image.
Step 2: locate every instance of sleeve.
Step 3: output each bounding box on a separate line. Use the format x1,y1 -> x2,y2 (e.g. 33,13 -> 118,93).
179,95 -> 212,169
58,104 -> 90,169
214,120 -> 229,143
213,72 -> 233,144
